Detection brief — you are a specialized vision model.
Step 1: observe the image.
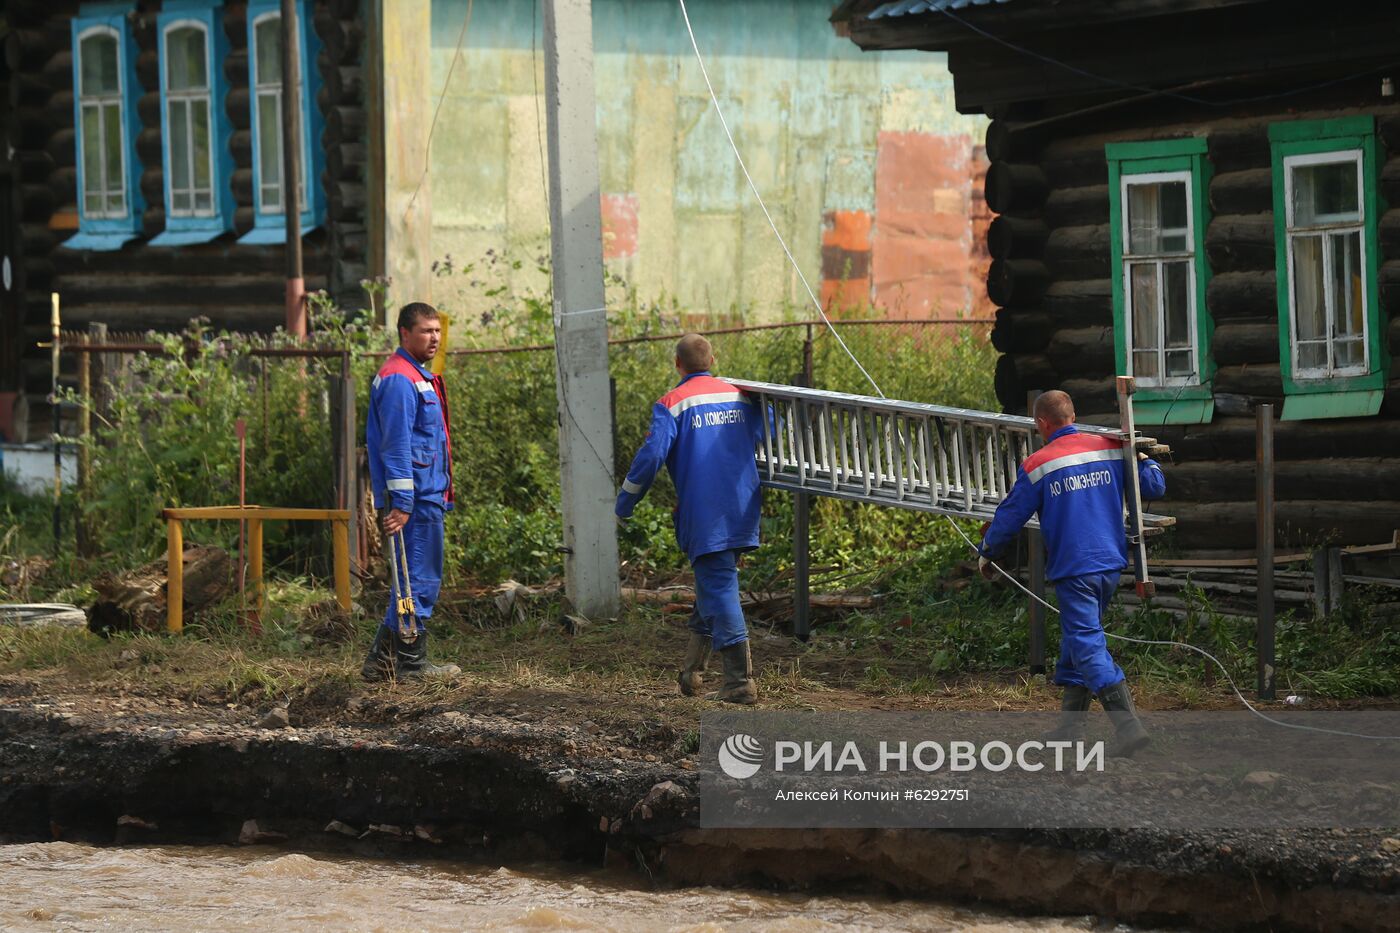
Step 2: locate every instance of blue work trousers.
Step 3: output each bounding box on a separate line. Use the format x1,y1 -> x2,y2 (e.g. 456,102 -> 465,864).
687,549 -> 748,651
1052,571 -> 1126,694
381,502 -> 444,633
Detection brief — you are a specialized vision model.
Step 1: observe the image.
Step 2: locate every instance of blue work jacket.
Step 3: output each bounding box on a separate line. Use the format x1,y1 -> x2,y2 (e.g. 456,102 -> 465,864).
615,371 -> 764,562
366,348 -> 455,513
979,424 -> 1166,581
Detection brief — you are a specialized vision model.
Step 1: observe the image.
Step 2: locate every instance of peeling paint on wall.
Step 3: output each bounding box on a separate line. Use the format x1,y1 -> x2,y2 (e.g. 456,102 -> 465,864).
872,131 -> 990,319
601,193 -> 640,260
423,0 -> 988,321
820,209 -> 872,312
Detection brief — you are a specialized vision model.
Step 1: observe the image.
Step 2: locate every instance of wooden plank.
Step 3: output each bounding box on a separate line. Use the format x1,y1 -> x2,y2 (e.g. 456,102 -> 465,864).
163,506 -> 350,521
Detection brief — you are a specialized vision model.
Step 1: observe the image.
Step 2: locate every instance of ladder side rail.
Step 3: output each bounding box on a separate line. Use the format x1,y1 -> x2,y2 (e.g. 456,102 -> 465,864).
1116,376 -> 1154,598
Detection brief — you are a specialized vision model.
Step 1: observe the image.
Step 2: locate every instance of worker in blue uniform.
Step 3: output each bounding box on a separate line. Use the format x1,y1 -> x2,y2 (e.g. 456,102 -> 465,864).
978,390 -> 1166,756
362,302 -> 461,682
615,334 -> 766,704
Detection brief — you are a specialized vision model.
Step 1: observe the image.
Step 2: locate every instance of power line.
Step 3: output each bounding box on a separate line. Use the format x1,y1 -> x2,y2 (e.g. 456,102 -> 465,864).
680,0 -> 1399,741
402,0 -> 476,225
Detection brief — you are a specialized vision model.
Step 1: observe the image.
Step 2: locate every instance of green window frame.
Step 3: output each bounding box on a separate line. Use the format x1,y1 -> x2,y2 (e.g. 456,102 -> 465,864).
1106,138 -> 1215,425
1269,116 -> 1388,421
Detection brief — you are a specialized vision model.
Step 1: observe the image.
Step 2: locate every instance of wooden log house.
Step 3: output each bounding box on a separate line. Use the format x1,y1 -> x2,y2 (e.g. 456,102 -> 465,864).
834,0 -> 1400,551
0,0 -> 367,442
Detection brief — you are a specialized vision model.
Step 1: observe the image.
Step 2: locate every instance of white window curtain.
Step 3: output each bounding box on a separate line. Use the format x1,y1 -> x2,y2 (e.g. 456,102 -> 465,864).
1285,153 -> 1367,378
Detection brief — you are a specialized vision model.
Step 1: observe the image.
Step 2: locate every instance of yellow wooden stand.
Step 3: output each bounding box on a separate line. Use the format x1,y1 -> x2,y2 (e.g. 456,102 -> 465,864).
162,506 -> 352,633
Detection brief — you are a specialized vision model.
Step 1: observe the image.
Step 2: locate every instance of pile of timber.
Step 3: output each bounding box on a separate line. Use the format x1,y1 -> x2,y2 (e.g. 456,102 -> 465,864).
88,546 -> 233,635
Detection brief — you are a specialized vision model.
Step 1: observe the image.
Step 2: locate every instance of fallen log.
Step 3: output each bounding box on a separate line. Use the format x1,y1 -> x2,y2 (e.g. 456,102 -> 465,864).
88,546 -> 233,635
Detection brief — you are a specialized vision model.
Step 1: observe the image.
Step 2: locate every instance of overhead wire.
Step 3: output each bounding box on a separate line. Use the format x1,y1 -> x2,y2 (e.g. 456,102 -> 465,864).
678,0 -> 1400,741
403,0 -> 476,225
676,0 -> 885,399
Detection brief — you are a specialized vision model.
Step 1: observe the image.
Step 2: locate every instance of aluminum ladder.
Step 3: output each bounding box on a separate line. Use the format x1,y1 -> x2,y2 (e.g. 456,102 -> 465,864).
729,376 -> 1170,635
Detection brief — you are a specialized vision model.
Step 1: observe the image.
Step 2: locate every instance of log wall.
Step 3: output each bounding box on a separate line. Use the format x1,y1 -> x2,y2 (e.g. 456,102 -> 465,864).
985,100 -> 1400,550
4,0 -> 366,439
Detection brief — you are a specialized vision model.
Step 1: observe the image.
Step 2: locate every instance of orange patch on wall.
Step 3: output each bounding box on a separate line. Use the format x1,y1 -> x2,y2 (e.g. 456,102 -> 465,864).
600,193 -> 639,260
872,131 -> 992,319
820,209 -> 872,313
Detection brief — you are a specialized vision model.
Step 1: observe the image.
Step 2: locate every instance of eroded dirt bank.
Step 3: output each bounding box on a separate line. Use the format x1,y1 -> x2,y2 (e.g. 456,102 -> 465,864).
1,683 -> 1397,932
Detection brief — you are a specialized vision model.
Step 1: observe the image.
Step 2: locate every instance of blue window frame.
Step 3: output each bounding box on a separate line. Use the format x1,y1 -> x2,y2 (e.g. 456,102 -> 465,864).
239,0 -> 325,244
152,0 -> 235,246
66,3 -> 144,251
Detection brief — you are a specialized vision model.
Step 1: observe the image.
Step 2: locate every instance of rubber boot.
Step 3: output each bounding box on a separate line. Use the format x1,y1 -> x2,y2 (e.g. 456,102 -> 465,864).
707,641 -> 757,705
394,630 -> 461,681
678,633 -> 712,697
1097,680 -> 1150,758
1042,684 -> 1092,742
360,626 -> 396,682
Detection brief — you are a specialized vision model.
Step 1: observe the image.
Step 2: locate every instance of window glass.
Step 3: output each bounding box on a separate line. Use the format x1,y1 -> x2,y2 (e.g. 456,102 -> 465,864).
1127,180 -> 1189,254
166,26 -> 208,91
255,17 -> 282,84
257,93 -> 283,211
102,101 -> 124,212
1293,160 -> 1359,225
80,105 -> 105,215
79,33 -> 120,95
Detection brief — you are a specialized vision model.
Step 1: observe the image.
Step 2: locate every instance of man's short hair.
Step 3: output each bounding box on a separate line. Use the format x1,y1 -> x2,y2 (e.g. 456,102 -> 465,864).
675,333 -> 714,374
1033,390 -> 1075,426
397,302 -> 440,333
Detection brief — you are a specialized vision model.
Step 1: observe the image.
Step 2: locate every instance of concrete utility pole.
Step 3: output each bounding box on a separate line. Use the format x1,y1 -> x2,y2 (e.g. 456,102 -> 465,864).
542,0 -> 620,618
281,0 -> 305,338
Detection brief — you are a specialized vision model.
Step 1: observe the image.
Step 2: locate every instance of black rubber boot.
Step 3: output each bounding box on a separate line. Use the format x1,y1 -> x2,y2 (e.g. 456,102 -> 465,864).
394,630 -> 461,681
1042,684 -> 1092,742
678,632 -> 712,697
360,626 -> 396,683
1097,680 -> 1150,758
707,641 -> 757,705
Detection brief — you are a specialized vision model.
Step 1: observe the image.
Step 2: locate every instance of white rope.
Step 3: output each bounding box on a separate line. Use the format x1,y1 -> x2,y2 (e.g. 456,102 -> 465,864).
675,0 -> 885,399
941,518 -> 1400,740
672,0 -> 1394,739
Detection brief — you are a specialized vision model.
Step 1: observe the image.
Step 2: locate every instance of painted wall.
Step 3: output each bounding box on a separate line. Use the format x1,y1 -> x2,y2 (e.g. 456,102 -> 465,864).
421,0 -> 990,320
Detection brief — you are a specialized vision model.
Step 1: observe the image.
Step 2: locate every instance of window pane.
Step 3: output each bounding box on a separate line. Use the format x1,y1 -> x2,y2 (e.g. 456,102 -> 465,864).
1133,350 -> 1159,381
1166,349 -> 1194,378
1334,338 -> 1364,369
80,33 -> 120,96
103,101 -> 124,201
1127,181 -> 1189,254
169,99 -> 191,198
80,105 -> 104,208
195,191 -> 212,212
1129,263 -> 1159,353
172,190 -> 191,213
1163,260 -> 1191,350
255,17 -> 283,85
258,92 -> 283,211
192,98 -> 211,191
1329,231 -> 1364,338
1298,341 -> 1326,371
1293,159 -> 1359,225
1291,235 -> 1326,343
166,26 -> 208,91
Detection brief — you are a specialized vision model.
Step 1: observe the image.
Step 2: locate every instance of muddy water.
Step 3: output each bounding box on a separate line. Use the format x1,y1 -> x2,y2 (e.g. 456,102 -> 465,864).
0,843 -> 1140,932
